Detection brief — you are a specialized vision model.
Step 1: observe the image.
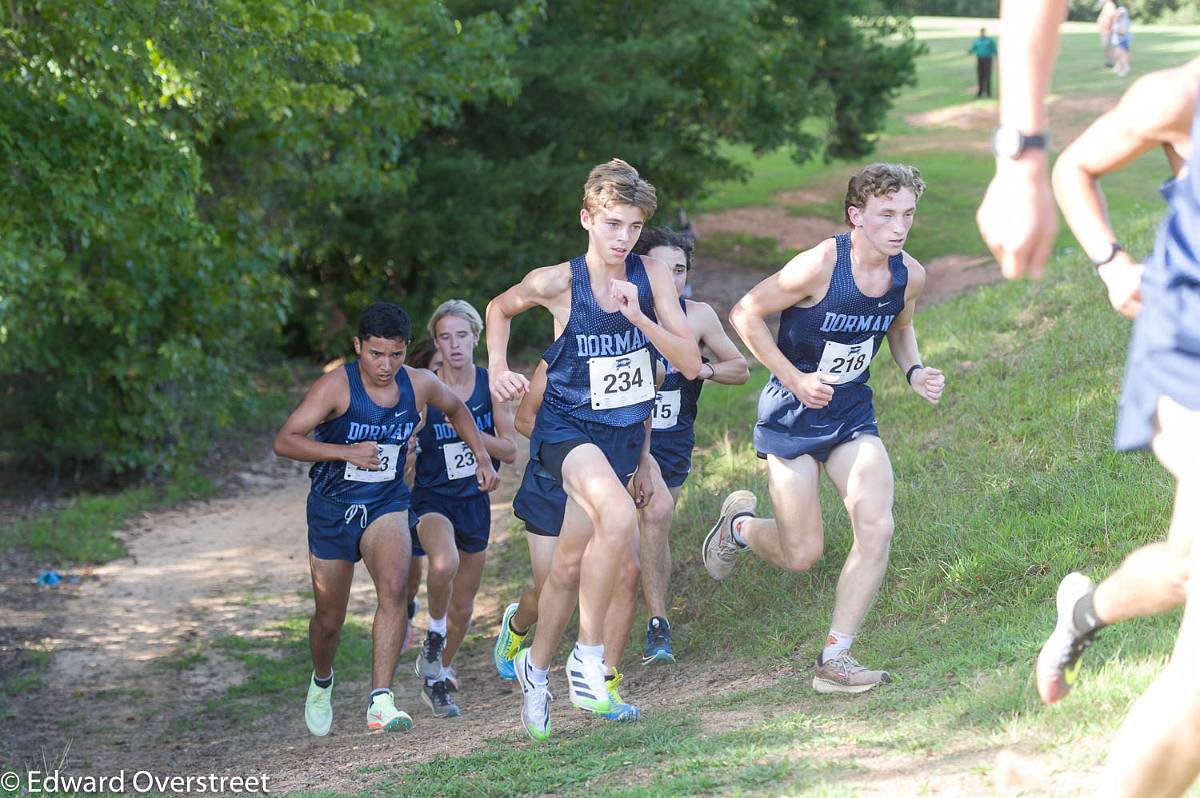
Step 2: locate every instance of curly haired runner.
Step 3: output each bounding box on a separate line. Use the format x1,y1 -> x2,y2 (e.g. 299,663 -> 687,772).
705,163 -> 945,694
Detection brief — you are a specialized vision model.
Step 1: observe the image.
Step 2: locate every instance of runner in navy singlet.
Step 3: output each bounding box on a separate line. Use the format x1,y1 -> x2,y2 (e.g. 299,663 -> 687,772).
486,159 -> 700,740
273,302 -> 499,737
630,227 -> 749,666
409,300 -> 516,718
705,164 -> 945,695
491,360 -> 649,722
1023,50 -> 1200,797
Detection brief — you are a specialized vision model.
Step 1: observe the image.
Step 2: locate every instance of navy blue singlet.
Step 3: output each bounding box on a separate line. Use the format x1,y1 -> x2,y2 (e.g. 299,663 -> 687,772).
754,233 -> 907,461
773,233 -> 907,392
412,365 -> 499,496
309,364 -> 418,503
541,254 -> 659,427
1115,95 -> 1200,450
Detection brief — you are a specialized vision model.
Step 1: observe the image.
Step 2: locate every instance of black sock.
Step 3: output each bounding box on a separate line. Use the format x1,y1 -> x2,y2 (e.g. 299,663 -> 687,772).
1072,588 -> 1107,636
509,618 -> 528,636
313,670 -> 333,689
368,687 -> 390,708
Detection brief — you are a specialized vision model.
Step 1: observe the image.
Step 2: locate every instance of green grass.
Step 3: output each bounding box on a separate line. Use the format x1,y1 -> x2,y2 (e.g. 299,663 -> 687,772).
697,17 -> 1200,219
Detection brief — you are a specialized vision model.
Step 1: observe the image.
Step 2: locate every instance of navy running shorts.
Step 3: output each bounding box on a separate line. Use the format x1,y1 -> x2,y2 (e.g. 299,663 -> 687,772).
513,460 -> 567,538
650,429 -> 695,488
753,379 -> 880,463
408,490 -> 491,555
307,491 -> 409,562
534,404 -> 646,485
1116,269 -> 1200,451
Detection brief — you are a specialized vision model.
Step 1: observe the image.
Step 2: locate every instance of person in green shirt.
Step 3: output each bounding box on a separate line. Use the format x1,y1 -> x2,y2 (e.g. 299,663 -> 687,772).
969,28 -> 997,98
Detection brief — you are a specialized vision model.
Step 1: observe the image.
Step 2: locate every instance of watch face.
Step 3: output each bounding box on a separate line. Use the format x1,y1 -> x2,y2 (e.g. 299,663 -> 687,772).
993,127 -> 1022,158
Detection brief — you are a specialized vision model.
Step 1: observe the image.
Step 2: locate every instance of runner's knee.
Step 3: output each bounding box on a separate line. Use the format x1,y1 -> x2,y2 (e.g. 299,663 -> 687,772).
426,551 -> 459,585
852,514 -> 894,558
311,609 -> 345,639
592,500 -> 637,546
782,545 -> 822,573
642,489 -> 675,530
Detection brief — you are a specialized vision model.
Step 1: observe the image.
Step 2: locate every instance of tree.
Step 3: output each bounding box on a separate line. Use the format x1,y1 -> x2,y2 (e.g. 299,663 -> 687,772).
286,0 -> 921,358
0,0 -> 531,477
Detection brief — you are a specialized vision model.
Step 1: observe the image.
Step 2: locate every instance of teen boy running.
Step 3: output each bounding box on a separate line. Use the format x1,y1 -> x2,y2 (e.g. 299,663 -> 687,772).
410,300 -> 516,717
486,158 -> 700,740
493,361 -> 649,722
706,164 -> 945,694
273,302 -> 498,736
631,226 -> 749,664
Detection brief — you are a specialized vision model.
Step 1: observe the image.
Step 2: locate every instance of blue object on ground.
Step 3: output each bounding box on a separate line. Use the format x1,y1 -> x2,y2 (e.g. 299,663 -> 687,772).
36,570 -> 62,586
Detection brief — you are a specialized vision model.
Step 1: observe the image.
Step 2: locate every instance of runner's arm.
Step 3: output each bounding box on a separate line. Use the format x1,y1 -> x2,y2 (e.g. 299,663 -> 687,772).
691,301 -> 749,385
272,371 -> 381,469
629,255 -> 702,379
482,400 -> 519,465
411,367 -> 500,491
730,243 -> 836,407
631,413 -> 656,509
1052,66 -> 1197,263
976,0 -> 1067,279
486,264 -> 568,401
514,361 -> 548,440
887,258 -> 944,405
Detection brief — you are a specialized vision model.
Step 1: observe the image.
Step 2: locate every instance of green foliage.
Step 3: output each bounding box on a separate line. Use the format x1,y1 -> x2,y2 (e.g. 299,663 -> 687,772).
286,0 -> 921,358
0,0 -> 530,476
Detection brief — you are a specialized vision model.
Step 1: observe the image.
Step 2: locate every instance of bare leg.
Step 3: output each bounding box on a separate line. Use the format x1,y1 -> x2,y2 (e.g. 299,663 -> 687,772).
604,528 -> 641,671
739,453 -> 825,572
560,445 -> 639,647
416,513 -> 459,622
639,476 -> 678,619
822,436 -> 895,635
443,549 -> 487,666
1100,397 -> 1200,798
406,555 -> 423,608
358,512 -> 412,690
308,555 -> 354,678
528,500 -> 593,669
512,533 -> 559,633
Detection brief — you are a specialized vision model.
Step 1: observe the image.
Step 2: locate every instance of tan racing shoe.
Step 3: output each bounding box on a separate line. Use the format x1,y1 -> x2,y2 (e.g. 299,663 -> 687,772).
702,490 -> 756,580
812,652 -> 892,695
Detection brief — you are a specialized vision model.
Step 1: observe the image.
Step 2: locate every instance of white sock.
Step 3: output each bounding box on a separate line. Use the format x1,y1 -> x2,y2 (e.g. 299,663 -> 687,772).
428,614 -> 447,636
439,664 -> 453,681
821,630 -> 855,663
731,516 -> 750,548
574,641 -> 605,663
525,657 -> 550,686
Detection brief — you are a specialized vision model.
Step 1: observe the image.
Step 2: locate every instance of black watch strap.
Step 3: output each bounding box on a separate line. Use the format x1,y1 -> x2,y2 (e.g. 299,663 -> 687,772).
1091,242 -> 1125,268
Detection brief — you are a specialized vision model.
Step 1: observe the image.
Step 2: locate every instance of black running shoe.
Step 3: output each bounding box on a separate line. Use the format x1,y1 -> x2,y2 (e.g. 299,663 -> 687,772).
421,679 -> 460,718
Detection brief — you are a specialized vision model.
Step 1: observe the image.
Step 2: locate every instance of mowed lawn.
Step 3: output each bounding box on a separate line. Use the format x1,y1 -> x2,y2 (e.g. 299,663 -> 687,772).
366,18 -> 1200,798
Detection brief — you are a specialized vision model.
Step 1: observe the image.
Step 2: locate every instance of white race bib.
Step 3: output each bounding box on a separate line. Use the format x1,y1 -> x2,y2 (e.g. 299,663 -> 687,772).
442,440 -> 478,481
652,390 -> 682,430
343,443 -> 400,483
816,338 -> 875,385
588,349 -> 654,410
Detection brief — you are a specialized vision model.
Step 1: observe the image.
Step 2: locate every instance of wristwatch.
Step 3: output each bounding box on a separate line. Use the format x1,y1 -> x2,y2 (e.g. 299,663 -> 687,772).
1091,242 -> 1125,268
992,126 -> 1049,159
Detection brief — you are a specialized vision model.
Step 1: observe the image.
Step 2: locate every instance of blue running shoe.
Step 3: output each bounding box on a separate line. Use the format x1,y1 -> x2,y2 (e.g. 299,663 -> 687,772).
643,616 -> 675,665
598,669 -> 640,722
493,602 -> 525,681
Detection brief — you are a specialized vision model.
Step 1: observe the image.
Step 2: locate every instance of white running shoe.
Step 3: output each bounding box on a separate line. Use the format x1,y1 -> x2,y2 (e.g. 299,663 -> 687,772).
515,649 -> 552,742
566,647 -> 612,714
366,689 -> 413,733
703,490 -> 756,580
304,672 -> 333,737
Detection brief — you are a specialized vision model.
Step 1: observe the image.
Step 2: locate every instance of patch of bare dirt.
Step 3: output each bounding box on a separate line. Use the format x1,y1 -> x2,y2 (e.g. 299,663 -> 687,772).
906,94 -> 1116,139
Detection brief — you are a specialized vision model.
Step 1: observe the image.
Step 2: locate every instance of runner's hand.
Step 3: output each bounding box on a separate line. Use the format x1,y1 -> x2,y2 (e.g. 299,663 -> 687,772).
610,279 -> 645,324
490,369 -> 529,403
977,159 -> 1057,279
910,366 -> 945,405
786,371 -> 835,410
1097,254 -> 1143,320
475,460 -> 499,492
346,441 -> 382,470
630,454 -> 658,509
